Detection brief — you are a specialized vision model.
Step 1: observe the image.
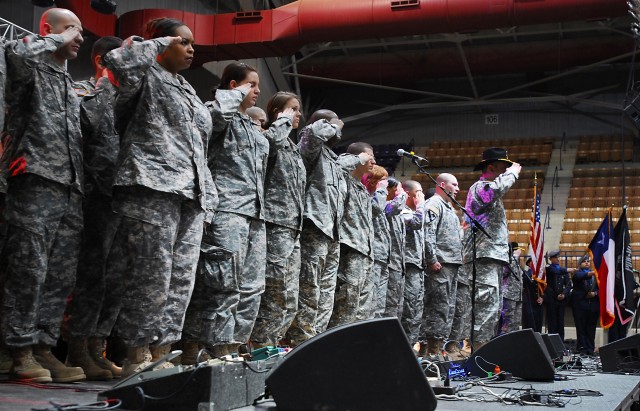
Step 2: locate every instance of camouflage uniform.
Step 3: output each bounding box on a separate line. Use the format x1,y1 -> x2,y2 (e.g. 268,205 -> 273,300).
328,154 -> 375,327
383,192 -> 409,319
421,195 -> 462,341
66,77 -> 122,339
102,37 -> 216,347
286,120 -> 345,344
251,124 -> 306,346
370,187 -> 391,318
0,40 -> 6,253
462,170 -> 517,343
72,77 -> 96,98
400,202 -> 426,343
500,256 -> 523,334
0,34 -> 84,347
448,269 -> 471,342
183,87 -> 269,346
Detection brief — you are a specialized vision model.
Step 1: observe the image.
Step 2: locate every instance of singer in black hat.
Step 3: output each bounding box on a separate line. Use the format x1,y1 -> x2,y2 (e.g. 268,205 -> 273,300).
454,147 -> 521,351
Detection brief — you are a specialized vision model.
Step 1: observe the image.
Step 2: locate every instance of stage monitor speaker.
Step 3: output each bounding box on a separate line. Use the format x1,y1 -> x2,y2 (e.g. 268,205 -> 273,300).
266,318 -> 437,411
466,329 -> 554,381
99,357 -> 281,410
600,334 -> 640,372
541,333 -> 566,360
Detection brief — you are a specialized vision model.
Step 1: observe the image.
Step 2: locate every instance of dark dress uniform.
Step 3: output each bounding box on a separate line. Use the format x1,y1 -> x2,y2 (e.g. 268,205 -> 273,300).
544,263 -> 572,340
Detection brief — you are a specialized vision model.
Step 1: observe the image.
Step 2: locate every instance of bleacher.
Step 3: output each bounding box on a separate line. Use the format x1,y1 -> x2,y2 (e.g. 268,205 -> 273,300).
422,137 -> 553,169
561,167 -> 640,259
576,135 -> 634,163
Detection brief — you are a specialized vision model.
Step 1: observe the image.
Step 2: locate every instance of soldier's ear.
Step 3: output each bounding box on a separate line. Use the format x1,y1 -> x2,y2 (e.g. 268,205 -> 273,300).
42,22 -> 54,36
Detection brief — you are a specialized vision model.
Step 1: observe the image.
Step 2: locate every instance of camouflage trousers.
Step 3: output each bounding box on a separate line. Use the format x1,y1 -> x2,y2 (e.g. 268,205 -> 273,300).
328,245 -> 374,328
66,193 -> 121,338
371,260 -> 389,318
470,258 -> 503,343
286,222 -> 339,345
449,278 -> 471,342
1,174 -> 82,347
499,298 -> 523,334
110,186 -> 204,347
400,264 -> 424,344
383,267 -> 404,319
0,192 -> 5,256
250,223 -> 300,346
183,211 -> 266,346
420,263 -> 459,340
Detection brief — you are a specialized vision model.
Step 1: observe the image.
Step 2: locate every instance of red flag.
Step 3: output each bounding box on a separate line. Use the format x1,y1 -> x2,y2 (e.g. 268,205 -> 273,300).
528,175 -> 545,295
588,210 -> 616,329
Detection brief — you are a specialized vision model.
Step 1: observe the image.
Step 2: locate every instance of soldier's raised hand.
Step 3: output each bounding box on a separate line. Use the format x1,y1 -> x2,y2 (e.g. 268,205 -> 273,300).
59,25 -> 83,45
329,117 -> 344,130
235,83 -> 253,94
507,162 -> 522,177
277,107 -> 295,121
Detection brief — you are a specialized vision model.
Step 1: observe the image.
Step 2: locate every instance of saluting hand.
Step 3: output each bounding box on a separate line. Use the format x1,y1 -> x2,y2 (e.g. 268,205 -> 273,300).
277,107 -> 295,121
507,162 -> 522,177
329,117 -> 344,130
235,83 -> 253,95
60,26 -> 83,45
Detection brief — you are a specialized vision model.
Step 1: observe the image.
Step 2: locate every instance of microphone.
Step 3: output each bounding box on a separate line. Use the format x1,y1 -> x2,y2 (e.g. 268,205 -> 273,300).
397,149 -> 429,164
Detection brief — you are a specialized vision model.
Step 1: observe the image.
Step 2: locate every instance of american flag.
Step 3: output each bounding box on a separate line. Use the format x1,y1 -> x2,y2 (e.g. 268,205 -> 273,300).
528,175 -> 546,294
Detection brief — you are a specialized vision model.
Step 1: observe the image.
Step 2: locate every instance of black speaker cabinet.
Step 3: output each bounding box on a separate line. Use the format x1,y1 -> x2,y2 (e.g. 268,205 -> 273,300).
600,334 -> 640,372
98,357 -> 281,410
266,317 -> 437,411
466,329 -> 554,381
541,333 -> 566,360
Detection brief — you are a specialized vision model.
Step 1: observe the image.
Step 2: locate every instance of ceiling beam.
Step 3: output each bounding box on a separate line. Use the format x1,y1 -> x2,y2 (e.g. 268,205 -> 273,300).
281,72 -> 473,101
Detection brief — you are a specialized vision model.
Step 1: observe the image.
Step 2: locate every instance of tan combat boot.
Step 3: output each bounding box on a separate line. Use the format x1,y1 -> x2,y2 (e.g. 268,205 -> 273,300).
33,345 -> 86,383
66,338 -> 112,381
87,337 -> 121,378
0,345 -> 12,374
444,340 -> 467,361
149,344 -> 174,370
180,340 -> 200,365
429,338 -> 447,356
461,338 -> 472,354
9,346 -> 52,383
121,345 -> 152,378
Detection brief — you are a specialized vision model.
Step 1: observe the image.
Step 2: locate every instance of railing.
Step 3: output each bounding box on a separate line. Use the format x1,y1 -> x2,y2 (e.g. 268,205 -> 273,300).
0,17 -> 34,41
559,131 -> 567,170
558,250 -> 640,271
550,166 -> 559,210
544,205 -> 552,230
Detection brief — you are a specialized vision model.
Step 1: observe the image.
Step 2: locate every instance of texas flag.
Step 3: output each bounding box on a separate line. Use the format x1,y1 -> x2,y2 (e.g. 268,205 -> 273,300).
588,210 -> 616,329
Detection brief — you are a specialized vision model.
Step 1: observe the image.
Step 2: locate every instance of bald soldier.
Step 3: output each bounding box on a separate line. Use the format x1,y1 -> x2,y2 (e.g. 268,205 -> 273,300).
419,173 -> 463,356
0,8 -> 86,383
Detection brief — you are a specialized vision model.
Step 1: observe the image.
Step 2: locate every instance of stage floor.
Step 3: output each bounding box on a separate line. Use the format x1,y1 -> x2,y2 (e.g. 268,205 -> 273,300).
0,373 -> 640,411
1,369 -> 639,411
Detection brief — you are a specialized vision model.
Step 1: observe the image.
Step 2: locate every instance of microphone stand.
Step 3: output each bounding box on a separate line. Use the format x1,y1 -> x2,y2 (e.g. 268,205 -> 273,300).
412,158 -> 491,354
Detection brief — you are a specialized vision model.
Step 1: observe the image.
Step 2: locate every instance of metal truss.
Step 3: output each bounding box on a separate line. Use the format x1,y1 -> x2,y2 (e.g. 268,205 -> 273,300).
0,17 -> 34,41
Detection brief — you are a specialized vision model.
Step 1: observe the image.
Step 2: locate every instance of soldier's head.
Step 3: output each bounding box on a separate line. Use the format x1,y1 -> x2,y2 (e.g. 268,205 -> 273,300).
91,36 -> 122,79
347,142 -> 375,177
246,107 -> 267,132
362,165 -> 388,194
548,250 -> 561,264
435,173 -> 459,200
266,91 -> 302,130
146,17 -> 194,75
40,8 -> 83,63
218,62 -> 260,113
402,179 -> 423,210
307,109 -> 342,146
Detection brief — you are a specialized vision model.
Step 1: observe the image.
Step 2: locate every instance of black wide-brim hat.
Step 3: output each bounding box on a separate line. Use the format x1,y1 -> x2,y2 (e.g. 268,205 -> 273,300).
473,147 -> 515,171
